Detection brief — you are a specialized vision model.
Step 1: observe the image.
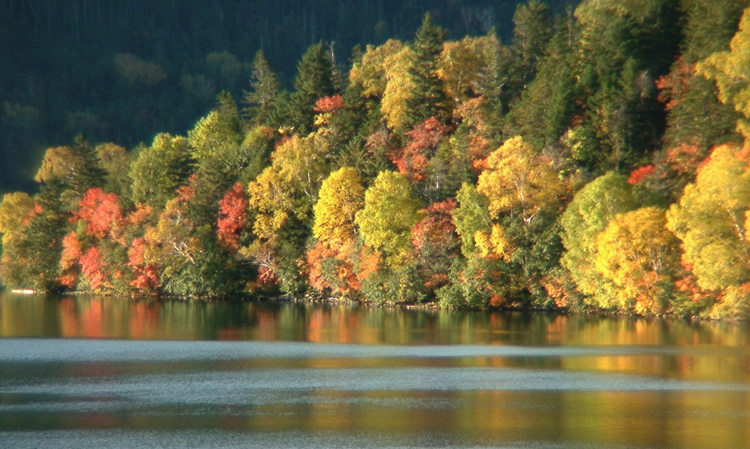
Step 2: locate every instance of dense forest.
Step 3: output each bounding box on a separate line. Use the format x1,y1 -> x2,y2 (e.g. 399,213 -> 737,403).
2,0 -> 750,318
0,0 -> 577,193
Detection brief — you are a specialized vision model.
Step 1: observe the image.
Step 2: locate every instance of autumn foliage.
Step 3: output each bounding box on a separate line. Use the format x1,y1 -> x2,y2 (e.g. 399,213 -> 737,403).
78,188 -> 123,239
3,4 -> 750,317
217,182 -> 248,251
392,117 -> 446,182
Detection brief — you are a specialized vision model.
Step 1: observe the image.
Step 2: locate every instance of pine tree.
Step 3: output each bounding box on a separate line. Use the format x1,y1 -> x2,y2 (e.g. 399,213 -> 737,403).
242,50 -> 281,127
291,42 -> 337,134
499,0 -> 553,108
404,13 -> 451,130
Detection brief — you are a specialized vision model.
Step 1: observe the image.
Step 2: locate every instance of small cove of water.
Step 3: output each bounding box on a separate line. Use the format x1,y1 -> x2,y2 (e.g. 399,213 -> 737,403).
1,292 -> 749,448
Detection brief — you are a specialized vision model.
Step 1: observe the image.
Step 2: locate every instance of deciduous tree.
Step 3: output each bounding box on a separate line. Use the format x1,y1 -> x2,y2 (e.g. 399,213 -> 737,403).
355,171 -> 422,268
217,182 -> 248,252
130,133 -> 193,211
698,7 -> 750,140
595,207 -> 681,314
312,167 -> 364,247
666,143 -> 750,316
561,172 -> 638,306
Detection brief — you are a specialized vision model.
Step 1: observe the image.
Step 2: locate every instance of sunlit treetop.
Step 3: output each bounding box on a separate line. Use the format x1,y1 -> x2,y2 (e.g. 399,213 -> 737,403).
699,7 -> 750,140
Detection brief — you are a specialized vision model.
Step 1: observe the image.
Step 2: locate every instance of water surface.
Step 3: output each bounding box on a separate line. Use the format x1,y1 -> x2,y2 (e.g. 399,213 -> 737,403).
1,292 -> 749,448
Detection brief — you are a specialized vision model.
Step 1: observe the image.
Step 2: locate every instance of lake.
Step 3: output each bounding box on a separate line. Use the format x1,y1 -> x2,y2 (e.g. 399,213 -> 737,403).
1,292 -> 749,448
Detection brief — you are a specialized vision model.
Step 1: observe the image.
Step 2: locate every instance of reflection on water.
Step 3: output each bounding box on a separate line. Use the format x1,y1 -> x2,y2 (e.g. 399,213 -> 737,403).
1,292 -> 750,448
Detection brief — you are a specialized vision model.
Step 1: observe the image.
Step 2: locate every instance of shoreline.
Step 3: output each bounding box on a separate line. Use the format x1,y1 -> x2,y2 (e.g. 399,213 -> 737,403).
5,288 -> 734,322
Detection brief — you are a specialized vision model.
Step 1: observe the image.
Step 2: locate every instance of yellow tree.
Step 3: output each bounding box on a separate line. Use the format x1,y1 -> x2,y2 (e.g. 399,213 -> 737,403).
380,46 -> 415,132
355,171 -> 422,268
246,132 -> 331,294
0,192 -> 35,246
313,167 -> 365,247
698,7 -> 750,139
474,136 -> 566,303
560,172 -> 638,305
248,133 -> 331,240
438,34 -> 502,104
349,39 -> 405,100
595,207 -> 681,315
476,136 -> 564,226
667,143 -> 750,316
307,167 -> 366,297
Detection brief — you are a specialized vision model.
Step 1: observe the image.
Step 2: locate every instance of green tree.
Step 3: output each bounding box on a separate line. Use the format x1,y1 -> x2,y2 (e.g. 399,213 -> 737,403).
291,42 -> 337,134
452,182 -> 491,257
571,0 -> 682,170
95,143 -> 132,201
560,172 -> 638,308
658,0 -> 745,151
404,13 -> 452,130
188,93 -> 243,162
243,50 -> 282,127
504,16 -> 578,149
499,0 -> 553,107
355,171 -> 422,268
130,133 -> 193,211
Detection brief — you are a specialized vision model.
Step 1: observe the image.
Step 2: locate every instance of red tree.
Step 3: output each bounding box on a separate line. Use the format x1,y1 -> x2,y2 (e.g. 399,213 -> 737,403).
80,247 -> 108,291
392,117 -> 446,182
57,231 -> 83,288
127,237 -> 160,292
217,182 -> 248,251
78,188 -> 123,239
411,199 -> 459,290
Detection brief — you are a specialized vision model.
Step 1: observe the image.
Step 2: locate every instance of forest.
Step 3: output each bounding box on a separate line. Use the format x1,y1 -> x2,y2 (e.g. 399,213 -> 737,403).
0,0 -> 577,193
1,0 -> 750,318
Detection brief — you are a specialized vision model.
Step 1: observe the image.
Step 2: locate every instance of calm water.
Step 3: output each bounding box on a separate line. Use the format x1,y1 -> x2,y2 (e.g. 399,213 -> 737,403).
1,292 -> 750,448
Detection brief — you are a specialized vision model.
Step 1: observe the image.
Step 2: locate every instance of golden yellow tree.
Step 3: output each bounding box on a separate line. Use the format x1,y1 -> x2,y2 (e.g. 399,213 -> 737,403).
667,143 -> 750,316
313,167 -> 365,247
595,207 -> 681,315
438,34 -> 501,104
472,136 -> 566,303
476,136 -> 564,225
380,46 -> 415,132
0,192 -> 35,246
355,171 -> 422,268
560,172 -> 637,304
248,133 -> 331,240
698,7 -> 750,139
349,39 -> 405,100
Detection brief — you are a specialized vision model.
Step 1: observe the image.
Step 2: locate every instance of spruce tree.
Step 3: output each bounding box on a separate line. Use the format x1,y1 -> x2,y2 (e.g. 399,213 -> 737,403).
291,42 -> 337,134
404,13 -> 451,131
242,50 -> 281,127
499,1 -> 553,111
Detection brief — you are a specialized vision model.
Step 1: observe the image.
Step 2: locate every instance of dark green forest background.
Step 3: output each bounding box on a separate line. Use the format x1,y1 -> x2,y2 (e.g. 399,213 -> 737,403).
0,0 -> 576,193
